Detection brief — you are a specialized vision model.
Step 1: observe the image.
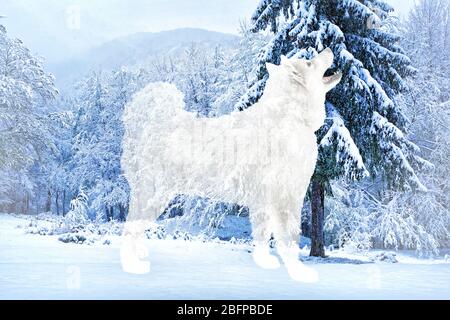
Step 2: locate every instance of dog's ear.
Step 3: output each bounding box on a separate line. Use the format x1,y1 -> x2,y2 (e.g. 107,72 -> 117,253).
285,62 -> 307,88
266,62 -> 278,75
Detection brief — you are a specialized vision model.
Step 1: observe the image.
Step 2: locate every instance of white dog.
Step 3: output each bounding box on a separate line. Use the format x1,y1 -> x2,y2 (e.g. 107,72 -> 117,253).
120,48 -> 342,282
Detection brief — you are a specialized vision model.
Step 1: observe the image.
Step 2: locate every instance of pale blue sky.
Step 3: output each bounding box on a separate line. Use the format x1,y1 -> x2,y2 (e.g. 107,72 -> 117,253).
1,0 -> 413,64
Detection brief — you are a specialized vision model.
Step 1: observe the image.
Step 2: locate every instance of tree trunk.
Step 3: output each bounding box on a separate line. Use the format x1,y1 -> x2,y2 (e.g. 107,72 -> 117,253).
55,191 -> 60,216
119,204 -> 126,222
106,207 -> 113,221
25,193 -> 29,214
62,190 -> 66,216
45,190 -> 51,213
310,180 -> 326,257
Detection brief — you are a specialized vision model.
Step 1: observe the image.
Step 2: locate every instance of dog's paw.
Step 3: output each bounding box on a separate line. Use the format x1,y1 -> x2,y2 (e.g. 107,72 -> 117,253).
122,259 -> 151,274
135,242 -> 149,259
285,262 -> 319,283
253,247 -> 281,270
120,238 -> 151,274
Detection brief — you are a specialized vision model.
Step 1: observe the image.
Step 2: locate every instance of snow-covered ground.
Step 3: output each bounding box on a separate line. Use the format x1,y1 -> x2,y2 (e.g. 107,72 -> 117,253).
0,213 -> 449,300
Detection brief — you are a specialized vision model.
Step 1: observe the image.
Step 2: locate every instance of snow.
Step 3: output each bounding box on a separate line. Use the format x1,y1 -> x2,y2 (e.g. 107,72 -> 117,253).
1,213 -> 449,300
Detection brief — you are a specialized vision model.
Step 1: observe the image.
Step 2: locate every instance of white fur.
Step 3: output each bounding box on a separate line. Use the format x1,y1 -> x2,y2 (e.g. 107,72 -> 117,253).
120,48 -> 342,282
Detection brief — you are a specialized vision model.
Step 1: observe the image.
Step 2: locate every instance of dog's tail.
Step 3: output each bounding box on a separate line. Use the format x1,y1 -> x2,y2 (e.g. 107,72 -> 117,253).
122,82 -> 185,173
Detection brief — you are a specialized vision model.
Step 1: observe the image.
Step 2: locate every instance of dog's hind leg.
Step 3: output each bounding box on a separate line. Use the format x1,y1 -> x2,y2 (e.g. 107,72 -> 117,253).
250,206 -> 281,270
274,199 -> 319,283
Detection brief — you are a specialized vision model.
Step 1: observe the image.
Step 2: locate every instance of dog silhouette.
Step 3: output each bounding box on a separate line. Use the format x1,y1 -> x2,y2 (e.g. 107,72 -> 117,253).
120,48 -> 342,282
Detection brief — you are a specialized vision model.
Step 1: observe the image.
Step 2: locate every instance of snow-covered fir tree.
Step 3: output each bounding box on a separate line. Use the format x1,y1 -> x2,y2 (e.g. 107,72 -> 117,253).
392,0 -> 450,252
46,105 -> 77,215
402,0 -> 450,84
174,43 -> 228,117
149,38 -> 266,117
70,72 -> 106,219
213,22 -> 268,115
323,0 -> 449,255
16,68 -> 140,219
244,0 -> 429,256
69,69 -> 142,221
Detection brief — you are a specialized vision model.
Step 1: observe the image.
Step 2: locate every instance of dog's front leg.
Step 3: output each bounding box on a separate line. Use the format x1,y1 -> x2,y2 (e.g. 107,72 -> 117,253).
274,202 -> 319,283
120,220 -> 151,274
277,245 -> 319,283
250,206 -> 281,269
253,244 -> 281,270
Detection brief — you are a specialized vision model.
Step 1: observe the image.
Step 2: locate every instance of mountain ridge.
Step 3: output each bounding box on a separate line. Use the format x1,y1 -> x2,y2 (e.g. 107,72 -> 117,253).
50,28 -> 240,91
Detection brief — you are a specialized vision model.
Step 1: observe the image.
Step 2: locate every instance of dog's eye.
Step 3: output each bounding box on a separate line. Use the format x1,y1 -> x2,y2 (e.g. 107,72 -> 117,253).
306,61 -> 312,67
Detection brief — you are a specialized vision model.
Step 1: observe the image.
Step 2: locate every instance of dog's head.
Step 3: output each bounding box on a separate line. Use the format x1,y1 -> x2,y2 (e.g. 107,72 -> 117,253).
266,48 -> 342,97
264,48 -> 342,130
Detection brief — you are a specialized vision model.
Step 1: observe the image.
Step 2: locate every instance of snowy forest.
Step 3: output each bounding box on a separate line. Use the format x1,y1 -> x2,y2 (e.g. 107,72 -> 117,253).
1,0 -> 449,254
0,0 -> 449,299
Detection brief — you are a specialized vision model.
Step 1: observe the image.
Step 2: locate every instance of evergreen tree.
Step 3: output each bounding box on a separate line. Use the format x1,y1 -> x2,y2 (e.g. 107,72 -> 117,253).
70,69 -> 138,221
403,0 -> 450,80
95,69 -> 135,221
213,22 -> 268,115
46,108 -> 74,216
70,72 -> 107,219
244,0 -> 428,256
393,0 -> 450,251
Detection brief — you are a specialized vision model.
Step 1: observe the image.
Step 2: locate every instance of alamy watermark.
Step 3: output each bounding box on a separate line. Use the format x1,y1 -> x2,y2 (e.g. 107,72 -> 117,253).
66,5 -> 81,30
66,265 -> 81,290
